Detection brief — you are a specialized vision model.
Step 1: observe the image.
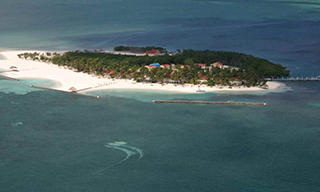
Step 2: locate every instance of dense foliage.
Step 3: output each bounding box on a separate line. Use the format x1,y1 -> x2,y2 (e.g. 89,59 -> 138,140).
17,48 -> 290,87
114,46 -> 166,53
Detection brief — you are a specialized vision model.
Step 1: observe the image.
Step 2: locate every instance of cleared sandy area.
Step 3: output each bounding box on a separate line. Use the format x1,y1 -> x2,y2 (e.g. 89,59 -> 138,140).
0,50 -> 282,93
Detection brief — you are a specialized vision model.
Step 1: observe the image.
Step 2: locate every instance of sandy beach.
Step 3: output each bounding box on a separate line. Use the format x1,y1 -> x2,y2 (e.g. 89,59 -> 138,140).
0,50 -> 282,94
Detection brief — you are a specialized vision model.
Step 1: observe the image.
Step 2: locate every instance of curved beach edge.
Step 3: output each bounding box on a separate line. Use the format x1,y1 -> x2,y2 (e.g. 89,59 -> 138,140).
0,50 -> 285,94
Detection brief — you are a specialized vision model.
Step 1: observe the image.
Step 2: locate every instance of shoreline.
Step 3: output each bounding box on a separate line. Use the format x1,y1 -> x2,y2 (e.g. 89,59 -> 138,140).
0,50 -> 284,94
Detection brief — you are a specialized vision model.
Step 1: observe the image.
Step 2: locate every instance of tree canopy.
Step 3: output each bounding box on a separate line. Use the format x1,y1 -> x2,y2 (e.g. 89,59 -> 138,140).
18,47 -> 290,87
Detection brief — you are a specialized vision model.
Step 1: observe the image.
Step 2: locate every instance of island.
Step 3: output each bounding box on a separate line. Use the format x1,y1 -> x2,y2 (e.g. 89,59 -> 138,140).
0,46 -> 289,94
18,46 -> 289,86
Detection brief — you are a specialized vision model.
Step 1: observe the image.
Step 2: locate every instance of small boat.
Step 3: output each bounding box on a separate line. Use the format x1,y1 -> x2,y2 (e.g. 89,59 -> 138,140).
196,89 -> 206,92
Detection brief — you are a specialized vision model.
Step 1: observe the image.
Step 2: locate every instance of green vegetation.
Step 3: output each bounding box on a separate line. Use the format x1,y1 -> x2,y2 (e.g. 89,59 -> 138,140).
18,48 -> 290,87
114,46 -> 166,53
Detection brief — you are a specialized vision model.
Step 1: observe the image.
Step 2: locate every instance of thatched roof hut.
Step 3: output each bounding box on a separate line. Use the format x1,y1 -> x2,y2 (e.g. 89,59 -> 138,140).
69,87 -> 77,92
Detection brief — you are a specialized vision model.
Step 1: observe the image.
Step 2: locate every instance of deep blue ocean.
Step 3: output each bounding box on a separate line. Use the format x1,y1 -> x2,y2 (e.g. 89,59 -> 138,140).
1,0 -> 320,191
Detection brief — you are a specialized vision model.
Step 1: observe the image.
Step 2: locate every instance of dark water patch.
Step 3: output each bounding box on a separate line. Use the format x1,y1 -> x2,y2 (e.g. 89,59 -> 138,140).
52,18 -> 320,76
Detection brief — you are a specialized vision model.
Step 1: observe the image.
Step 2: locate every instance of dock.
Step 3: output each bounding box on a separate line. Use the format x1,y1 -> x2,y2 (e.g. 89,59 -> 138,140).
29,85 -> 100,98
0,75 -> 19,81
152,100 -> 267,106
0,70 -> 18,74
75,87 -> 95,92
265,77 -> 320,81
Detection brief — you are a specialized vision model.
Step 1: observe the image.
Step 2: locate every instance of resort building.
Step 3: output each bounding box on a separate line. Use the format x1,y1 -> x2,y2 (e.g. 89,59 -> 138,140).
160,64 -> 171,68
196,63 -> 207,69
104,70 -> 115,78
144,49 -> 162,56
231,78 -> 243,86
145,63 -> 160,70
212,61 -> 223,68
199,75 -> 208,83
179,64 -> 190,69
145,65 -> 157,70
223,65 -> 240,71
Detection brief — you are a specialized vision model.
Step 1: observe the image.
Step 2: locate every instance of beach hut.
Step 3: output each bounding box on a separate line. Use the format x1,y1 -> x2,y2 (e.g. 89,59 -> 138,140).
69,87 -> 77,92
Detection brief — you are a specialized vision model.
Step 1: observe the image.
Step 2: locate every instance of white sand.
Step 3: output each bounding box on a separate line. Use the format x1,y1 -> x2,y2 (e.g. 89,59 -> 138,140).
0,50 -> 282,93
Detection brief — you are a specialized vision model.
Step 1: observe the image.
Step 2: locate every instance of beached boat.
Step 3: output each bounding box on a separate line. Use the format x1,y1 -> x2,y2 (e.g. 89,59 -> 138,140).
196,89 -> 206,92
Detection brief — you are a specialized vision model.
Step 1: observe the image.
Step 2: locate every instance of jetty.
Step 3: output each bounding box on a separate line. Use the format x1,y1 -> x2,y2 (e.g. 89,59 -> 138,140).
152,100 -> 267,106
75,87 -> 95,92
0,74 -> 19,81
265,77 -> 320,82
29,85 -> 100,98
0,70 -> 18,74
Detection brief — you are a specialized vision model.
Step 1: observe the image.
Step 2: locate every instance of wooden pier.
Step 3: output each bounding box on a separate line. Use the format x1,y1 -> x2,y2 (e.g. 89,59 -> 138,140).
265,77 -> 320,82
75,87 -> 95,92
0,74 -> 19,81
152,100 -> 267,106
0,70 -> 18,74
29,85 -> 100,98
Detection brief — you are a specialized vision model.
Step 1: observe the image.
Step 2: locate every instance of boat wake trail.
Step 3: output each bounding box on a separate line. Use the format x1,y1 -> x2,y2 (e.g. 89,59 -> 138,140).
121,144 -> 144,160
11,121 -> 22,127
92,142 -> 143,175
106,141 -> 144,163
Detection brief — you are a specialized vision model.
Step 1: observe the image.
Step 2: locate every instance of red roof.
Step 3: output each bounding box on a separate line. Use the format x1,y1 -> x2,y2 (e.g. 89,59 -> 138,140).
212,61 -> 223,66
108,70 -> 115,75
146,65 -> 157,68
162,64 -> 170,67
196,63 -> 206,67
145,49 -> 160,54
199,75 -> 208,79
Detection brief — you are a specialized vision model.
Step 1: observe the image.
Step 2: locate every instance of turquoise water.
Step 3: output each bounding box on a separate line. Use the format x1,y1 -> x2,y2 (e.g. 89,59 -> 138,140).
1,0 -> 320,191
88,86 -> 290,103
308,103 -> 320,108
1,81 -> 320,192
90,89 -> 216,102
0,78 -> 59,95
